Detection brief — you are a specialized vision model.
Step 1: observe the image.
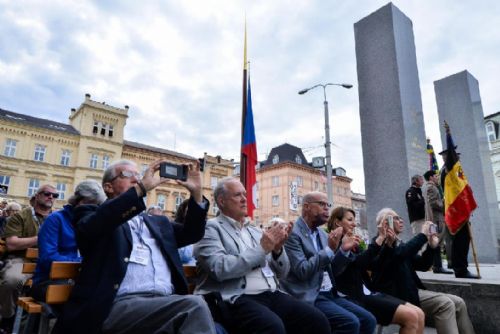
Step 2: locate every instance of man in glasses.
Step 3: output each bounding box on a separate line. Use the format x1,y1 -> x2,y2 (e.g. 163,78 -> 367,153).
56,159 -> 217,334
280,191 -> 376,334
0,185 -> 56,332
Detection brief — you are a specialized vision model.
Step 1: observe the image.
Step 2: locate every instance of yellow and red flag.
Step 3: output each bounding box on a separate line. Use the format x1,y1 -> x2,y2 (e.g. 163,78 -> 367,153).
443,122 -> 477,235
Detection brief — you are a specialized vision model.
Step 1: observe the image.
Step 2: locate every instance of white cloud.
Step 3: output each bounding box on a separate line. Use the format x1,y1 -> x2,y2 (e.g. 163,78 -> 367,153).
1,0 -> 499,194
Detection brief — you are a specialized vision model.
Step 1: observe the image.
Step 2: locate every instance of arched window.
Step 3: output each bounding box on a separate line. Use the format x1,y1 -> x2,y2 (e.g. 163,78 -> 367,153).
486,121 -> 496,142
272,154 -> 279,164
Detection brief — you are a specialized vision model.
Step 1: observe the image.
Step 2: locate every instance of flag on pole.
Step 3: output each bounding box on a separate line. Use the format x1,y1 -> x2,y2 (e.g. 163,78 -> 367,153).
443,122 -> 477,235
426,138 -> 439,173
240,23 -> 258,218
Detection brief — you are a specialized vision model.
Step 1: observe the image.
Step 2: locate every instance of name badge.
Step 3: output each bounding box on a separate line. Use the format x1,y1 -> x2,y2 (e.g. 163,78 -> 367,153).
320,271 -> 333,292
129,244 -> 149,266
261,262 -> 275,278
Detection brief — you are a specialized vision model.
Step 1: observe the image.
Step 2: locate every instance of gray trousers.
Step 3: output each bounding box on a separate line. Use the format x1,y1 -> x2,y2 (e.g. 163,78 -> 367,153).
418,289 -> 475,334
0,257 -> 30,319
102,293 -> 217,334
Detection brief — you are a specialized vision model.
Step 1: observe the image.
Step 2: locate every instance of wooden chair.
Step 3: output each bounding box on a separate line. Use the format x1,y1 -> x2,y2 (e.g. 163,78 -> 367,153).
37,261 -> 81,334
183,265 -> 197,294
12,248 -> 40,334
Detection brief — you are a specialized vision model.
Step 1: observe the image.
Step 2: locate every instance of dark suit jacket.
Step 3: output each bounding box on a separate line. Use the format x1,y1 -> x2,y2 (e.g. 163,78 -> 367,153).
55,187 -> 208,334
370,234 -> 433,306
334,242 -> 379,302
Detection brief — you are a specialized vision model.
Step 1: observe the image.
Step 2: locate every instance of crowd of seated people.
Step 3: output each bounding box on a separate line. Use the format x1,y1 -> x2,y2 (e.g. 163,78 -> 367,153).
0,165 -> 476,334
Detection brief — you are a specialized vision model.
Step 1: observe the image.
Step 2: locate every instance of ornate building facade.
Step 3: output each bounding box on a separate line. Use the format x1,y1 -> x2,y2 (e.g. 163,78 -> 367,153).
253,143 -> 353,227
0,94 -> 233,218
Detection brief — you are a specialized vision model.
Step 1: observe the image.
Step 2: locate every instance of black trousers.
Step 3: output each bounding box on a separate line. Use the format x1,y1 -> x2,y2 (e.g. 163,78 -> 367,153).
228,291 -> 330,334
450,222 -> 471,274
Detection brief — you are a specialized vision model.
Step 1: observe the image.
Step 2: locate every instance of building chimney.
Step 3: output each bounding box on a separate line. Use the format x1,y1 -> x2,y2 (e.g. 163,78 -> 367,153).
85,93 -> 91,100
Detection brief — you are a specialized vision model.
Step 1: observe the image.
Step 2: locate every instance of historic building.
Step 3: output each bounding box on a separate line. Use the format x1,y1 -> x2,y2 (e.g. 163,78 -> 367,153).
254,143 -> 353,227
0,94 -> 233,218
484,112 -> 500,208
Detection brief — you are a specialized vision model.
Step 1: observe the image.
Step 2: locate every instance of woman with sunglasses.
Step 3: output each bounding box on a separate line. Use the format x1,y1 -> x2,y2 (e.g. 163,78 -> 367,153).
327,207 -> 425,334
30,180 -> 106,301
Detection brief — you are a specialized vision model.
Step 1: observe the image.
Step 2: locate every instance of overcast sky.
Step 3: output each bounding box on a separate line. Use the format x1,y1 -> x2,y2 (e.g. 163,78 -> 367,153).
1,0 -> 499,193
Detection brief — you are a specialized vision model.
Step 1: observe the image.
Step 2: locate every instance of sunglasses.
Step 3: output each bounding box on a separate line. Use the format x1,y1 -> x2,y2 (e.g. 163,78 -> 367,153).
40,191 -> 59,199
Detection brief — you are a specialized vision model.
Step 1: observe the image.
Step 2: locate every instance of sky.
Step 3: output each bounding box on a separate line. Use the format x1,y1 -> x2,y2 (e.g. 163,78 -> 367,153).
1,0 -> 499,194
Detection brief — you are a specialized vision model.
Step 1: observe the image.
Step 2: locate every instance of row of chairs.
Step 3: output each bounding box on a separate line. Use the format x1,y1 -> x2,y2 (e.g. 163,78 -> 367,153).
12,248 -> 80,334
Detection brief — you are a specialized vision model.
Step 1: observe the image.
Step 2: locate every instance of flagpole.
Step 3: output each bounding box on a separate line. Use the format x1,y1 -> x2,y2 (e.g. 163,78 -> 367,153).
240,21 -> 248,187
467,222 -> 481,278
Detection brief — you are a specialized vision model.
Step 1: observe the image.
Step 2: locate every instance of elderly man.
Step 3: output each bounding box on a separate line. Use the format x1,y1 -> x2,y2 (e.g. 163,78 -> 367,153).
0,202 -> 21,236
0,185 -> 57,332
280,192 -> 376,334
55,159 -> 216,334
370,208 -> 475,334
194,177 -> 330,334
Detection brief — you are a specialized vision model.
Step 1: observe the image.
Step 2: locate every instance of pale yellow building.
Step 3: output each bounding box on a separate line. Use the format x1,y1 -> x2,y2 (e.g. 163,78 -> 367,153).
253,143 -> 352,227
0,94 -> 233,218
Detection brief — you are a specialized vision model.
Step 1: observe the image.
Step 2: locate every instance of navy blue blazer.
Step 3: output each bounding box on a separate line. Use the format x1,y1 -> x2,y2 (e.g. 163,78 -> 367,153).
55,187 -> 209,334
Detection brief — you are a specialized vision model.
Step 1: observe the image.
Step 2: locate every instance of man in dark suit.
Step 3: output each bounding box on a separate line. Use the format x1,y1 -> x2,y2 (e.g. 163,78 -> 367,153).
55,159 -> 216,334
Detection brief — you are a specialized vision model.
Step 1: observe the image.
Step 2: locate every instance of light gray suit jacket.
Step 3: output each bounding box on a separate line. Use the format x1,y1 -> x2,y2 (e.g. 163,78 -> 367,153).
280,217 -> 350,304
193,214 -> 290,302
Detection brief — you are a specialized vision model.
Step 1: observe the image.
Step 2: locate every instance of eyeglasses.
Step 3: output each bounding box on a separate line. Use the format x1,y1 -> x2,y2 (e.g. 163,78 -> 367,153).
391,216 -> 403,222
40,191 -> 59,199
308,201 -> 332,208
111,170 -> 141,181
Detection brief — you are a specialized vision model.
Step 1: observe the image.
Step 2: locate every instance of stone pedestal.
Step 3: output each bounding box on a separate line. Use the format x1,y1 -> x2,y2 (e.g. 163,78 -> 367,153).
434,70 -> 499,263
355,3 -> 428,240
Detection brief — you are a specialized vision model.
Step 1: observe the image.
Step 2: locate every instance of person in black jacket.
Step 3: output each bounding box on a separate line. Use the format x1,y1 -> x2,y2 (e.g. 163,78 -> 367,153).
327,207 -> 424,333
370,208 -> 475,334
55,159 -> 216,334
405,175 -> 426,234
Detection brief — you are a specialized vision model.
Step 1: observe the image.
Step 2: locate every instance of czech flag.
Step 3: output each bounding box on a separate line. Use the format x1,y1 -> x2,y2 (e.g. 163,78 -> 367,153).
241,77 -> 258,218
443,123 -> 477,235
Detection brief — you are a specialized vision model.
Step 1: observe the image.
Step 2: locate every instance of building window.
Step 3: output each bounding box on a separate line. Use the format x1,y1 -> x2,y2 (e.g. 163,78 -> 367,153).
486,122 -> 496,142
0,175 -> 10,194
141,164 -> 148,176
298,195 -> 303,205
272,154 -> 279,164
60,150 -> 71,166
314,181 -> 319,190
175,194 -> 184,212
108,125 -> 114,137
93,121 -> 99,134
100,123 -> 106,136
27,178 -> 40,196
90,154 -> 98,169
210,176 -> 218,189
34,144 -> 46,162
4,139 -> 17,157
56,183 -> 66,200
157,194 -> 166,210
102,155 -> 110,170
295,154 -> 302,164
296,176 -> 303,187
272,195 -> 279,207
212,202 -> 219,215
272,176 -> 280,187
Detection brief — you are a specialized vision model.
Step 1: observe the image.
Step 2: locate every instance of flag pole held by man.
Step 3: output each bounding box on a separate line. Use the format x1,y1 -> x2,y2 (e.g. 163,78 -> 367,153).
440,121 -> 480,279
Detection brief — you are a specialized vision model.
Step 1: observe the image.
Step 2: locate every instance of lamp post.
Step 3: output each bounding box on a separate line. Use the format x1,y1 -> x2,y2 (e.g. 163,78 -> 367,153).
298,83 -> 353,207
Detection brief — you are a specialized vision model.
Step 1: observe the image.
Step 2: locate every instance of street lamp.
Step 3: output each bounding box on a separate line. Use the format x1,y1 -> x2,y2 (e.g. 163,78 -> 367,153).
298,83 -> 353,208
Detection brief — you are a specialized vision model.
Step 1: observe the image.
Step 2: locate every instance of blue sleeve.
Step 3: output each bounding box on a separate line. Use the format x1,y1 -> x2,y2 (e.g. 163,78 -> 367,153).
38,213 -> 81,263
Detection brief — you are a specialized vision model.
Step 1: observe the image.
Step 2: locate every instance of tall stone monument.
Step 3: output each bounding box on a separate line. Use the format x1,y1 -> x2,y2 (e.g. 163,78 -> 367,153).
354,3 -> 428,240
434,70 -> 499,263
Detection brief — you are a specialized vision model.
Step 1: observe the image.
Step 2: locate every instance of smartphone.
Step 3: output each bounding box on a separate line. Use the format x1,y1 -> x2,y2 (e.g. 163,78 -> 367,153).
159,162 -> 188,181
429,223 -> 437,234
386,215 -> 394,229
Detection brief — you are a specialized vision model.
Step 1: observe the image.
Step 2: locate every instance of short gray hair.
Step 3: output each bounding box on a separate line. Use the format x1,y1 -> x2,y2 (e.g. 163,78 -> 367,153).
147,205 -> 162,215
102,159 -> 137,186
213,176 -> 239,207
411,175 -> 422,185
375,207 -> 395,226
68,180 -> 106,206
5,202 -> 21,211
